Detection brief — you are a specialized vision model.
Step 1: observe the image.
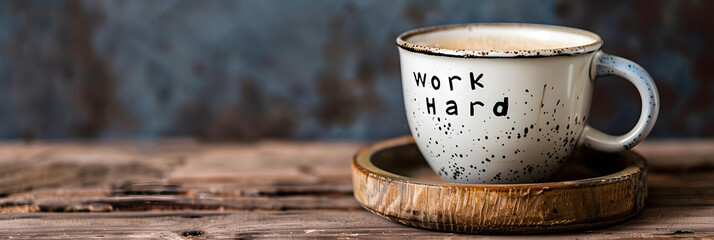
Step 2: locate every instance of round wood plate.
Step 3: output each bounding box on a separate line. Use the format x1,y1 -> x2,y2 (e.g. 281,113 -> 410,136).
351,136 -> 647,234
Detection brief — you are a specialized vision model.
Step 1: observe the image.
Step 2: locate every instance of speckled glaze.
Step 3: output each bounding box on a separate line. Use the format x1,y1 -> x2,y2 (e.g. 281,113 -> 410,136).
398,24 -> 659,184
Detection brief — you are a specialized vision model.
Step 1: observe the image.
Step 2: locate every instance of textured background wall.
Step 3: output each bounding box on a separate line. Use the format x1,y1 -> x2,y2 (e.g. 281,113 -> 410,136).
0,0 -> 712,141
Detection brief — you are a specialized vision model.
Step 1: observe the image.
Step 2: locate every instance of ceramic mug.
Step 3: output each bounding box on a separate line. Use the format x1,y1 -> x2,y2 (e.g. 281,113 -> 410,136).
397,23 -> 659,184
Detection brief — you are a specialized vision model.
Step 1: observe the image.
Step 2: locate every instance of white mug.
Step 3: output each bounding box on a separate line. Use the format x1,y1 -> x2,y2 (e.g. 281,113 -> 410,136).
398,24 -> 659,184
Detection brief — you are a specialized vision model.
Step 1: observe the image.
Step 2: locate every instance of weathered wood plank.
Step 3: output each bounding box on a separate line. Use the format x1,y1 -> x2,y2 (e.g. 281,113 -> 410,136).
1,183 -> 711,212
0,139 -> 712,237
0,140 -> 711,213
0,140 -> 364,212
633,140 -> 714,169
0,207 -> 712,239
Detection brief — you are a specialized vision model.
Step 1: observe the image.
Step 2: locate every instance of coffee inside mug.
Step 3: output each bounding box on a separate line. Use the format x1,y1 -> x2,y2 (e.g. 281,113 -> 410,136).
398,24 -> 602,57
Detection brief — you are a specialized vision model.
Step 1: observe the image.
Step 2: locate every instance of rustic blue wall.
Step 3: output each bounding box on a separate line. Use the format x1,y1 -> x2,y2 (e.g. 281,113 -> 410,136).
0,0 -> 712,140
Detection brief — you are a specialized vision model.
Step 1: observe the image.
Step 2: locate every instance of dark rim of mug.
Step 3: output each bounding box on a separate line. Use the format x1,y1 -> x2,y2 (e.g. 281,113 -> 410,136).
396,23 -> 603,58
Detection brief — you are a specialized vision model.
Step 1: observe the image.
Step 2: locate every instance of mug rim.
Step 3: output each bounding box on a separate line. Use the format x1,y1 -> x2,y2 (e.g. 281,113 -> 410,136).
396,23 -> 603,58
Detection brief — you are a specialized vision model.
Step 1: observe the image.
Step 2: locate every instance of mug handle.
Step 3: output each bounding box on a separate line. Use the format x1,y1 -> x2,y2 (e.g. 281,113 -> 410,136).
580,51 -> 659,152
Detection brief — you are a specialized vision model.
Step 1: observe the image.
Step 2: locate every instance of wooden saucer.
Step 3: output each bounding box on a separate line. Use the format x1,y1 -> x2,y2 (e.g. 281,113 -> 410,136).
351,136 -> 647,234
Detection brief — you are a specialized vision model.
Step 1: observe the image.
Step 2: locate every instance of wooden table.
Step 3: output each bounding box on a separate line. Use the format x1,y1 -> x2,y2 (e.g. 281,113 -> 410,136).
0,139 -> 712,239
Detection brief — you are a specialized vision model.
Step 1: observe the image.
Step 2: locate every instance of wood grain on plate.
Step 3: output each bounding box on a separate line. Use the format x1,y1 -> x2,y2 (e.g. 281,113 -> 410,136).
352,136 -> 647,233
0,139 -> 712,238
